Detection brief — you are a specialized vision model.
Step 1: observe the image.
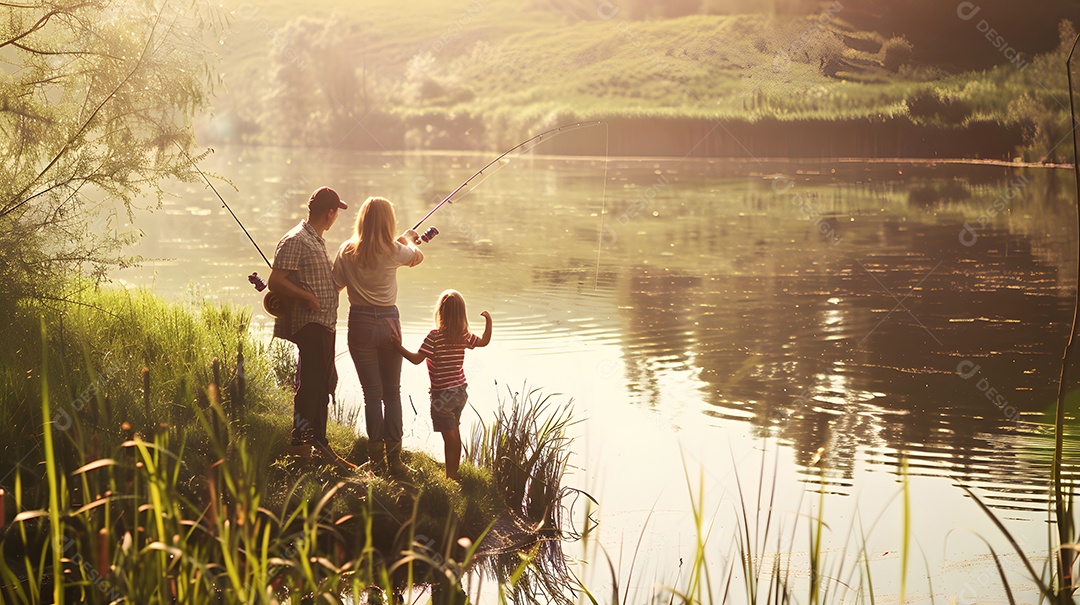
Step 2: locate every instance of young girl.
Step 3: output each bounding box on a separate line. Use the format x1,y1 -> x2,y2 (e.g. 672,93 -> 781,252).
395,290 -> 492,480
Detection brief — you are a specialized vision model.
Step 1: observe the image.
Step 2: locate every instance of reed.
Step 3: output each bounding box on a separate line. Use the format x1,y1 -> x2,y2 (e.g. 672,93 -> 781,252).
466,385 -> 583,605
564,444 -> 956,605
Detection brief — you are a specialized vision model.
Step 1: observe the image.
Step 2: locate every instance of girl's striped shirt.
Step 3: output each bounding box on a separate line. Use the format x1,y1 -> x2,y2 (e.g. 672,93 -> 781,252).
419,329 -> 480,390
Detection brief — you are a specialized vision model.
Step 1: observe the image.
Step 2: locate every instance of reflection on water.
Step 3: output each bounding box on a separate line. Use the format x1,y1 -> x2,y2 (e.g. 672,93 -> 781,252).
122,148 -> 1076,524
597,162 -> 1074,515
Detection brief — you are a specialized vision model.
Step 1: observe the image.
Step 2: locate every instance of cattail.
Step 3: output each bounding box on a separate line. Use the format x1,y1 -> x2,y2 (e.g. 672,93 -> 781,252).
207,473 -> 218,529
97,527 -> 109,579
235,342 -> 245,421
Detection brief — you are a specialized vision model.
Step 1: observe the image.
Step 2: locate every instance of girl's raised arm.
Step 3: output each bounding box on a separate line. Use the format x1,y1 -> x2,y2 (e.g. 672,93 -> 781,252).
476,311 -> 493,347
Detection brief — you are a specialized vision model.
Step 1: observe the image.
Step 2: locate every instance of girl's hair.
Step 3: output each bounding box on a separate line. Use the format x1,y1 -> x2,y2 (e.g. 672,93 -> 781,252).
343,197 -> 396,267
434,290 -> 469,344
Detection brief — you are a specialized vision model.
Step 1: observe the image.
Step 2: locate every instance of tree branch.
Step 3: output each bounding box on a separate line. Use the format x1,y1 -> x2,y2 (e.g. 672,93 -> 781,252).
0,4 -> 166,218
0,104 -> 55,124
10,40 -> 123,60
0,2 -> 95,50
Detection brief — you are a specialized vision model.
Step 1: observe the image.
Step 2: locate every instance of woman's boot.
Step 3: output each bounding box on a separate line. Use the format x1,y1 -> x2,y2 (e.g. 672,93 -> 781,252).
385,441 -> 412,477
365,440 -> 387,475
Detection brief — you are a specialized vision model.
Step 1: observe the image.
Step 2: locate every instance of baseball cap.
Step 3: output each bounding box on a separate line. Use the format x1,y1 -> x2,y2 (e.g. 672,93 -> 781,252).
308,187 -> 348,212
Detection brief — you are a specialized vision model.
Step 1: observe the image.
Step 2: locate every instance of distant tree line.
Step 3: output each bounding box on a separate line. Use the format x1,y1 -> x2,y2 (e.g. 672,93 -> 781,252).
530,0 -> 1080,71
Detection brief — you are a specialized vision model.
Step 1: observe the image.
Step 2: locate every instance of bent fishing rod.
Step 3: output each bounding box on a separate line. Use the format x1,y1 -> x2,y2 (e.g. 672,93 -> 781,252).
409,120 -> 603,236
176,143 -> 277,297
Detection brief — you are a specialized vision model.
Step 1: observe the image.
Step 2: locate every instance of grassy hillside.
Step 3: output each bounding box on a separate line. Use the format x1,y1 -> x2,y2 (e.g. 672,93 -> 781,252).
202,0 -> 1075,161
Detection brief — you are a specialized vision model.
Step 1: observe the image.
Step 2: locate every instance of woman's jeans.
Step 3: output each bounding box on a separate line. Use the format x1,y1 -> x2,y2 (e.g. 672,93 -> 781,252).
347,305 -> 403,444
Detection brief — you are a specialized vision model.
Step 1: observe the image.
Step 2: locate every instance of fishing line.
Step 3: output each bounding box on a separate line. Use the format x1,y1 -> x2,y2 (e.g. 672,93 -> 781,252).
431,122 -> 608,217
176,143 -> 273,269
409,121 -> 604,233
594,121 -> 610,290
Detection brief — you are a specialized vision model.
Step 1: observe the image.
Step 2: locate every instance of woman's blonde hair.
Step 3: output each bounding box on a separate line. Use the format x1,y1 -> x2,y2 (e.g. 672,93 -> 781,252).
434,289 -> 469,344
344,196 -> 396,267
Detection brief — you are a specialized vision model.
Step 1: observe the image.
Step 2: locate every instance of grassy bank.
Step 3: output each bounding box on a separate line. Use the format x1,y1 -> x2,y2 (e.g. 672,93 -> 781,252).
204,0 -> 1075,161
0,285 -> 578,603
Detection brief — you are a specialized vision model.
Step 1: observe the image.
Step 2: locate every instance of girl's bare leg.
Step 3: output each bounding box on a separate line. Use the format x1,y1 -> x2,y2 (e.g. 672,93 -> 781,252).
443,428 -> 462,480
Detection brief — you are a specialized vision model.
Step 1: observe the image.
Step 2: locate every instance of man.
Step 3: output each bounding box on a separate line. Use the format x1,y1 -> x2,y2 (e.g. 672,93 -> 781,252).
268,186 -> 350,465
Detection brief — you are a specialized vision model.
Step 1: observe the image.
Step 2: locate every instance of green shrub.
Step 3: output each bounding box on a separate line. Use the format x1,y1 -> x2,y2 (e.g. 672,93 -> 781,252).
881,36 -> 914,72
905,89 -> 973,126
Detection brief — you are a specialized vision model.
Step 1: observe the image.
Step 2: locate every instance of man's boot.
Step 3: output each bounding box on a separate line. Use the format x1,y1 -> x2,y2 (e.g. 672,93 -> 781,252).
385,441 -> 412,477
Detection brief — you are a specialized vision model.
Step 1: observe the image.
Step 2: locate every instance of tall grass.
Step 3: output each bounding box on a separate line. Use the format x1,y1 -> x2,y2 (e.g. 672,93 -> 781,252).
563,437 -> 1080,605
569,444 -> 1052,605
0,287 -> 581,603
467,386 -> 583,605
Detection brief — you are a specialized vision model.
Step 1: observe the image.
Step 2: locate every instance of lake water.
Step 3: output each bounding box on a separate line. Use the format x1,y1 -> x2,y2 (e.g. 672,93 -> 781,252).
119,143 -> 1080,603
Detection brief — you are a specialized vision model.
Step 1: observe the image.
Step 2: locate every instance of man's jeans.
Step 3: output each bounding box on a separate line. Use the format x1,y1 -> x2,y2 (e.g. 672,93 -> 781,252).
291,322 -> 335,446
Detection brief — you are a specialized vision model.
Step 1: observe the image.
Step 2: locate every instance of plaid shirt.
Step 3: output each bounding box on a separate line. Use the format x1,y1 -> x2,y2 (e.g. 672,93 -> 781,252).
272,221 -> 339,340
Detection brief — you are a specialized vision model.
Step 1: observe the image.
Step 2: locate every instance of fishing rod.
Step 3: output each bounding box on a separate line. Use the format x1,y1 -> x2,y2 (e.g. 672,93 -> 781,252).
177,143 -> 273,269
176,143 -> 276,297
409,120 -> 604,236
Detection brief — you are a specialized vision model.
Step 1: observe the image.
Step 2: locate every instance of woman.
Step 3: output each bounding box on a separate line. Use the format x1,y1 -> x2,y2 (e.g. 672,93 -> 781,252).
332,197 -> 423,476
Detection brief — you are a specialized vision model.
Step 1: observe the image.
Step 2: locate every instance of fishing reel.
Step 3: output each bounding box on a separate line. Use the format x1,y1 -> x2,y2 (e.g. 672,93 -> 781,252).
419,226 -> 439,244
248,272 -> 289,318
248,272 -> 267,291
